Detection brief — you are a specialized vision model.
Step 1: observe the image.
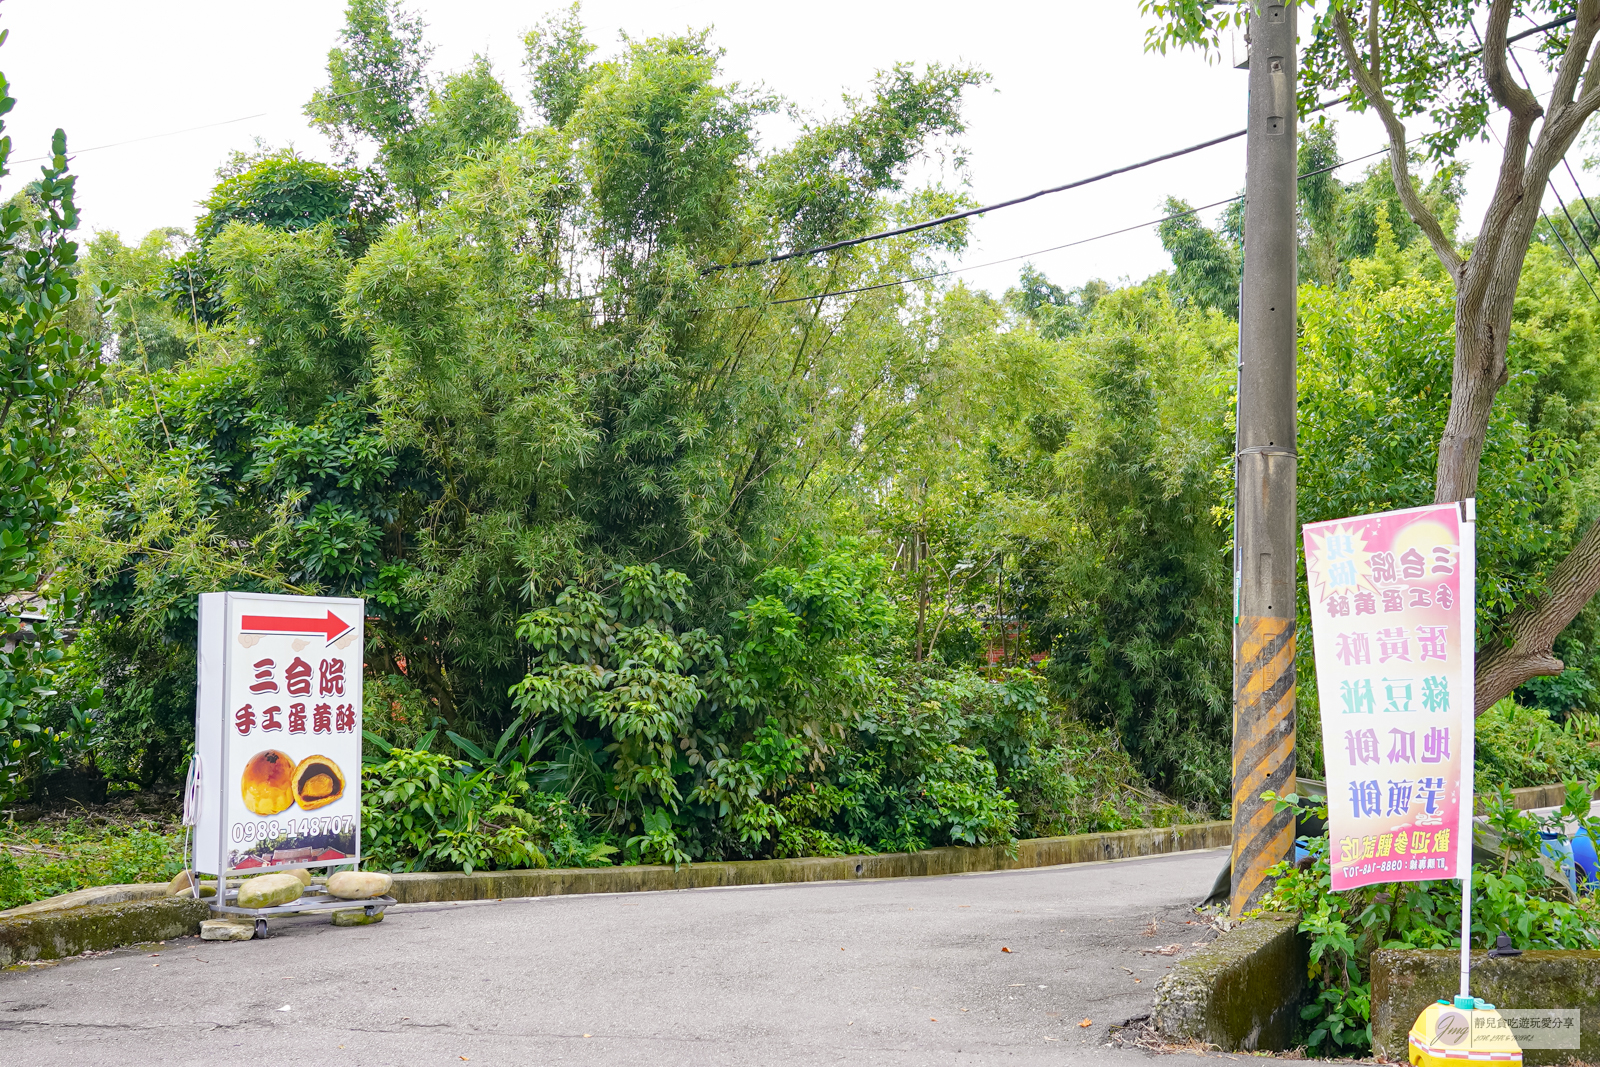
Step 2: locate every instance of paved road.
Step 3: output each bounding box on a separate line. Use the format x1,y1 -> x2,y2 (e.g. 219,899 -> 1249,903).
1,846 -> 1308,1066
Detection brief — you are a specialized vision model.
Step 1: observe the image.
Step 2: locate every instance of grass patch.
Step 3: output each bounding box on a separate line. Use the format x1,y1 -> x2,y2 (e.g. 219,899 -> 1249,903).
0,793 -> 186,911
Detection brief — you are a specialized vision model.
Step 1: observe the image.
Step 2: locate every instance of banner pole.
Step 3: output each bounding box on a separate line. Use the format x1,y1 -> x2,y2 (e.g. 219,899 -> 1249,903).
1458,496 -> 1477,1000
1459,860 -> 1472,999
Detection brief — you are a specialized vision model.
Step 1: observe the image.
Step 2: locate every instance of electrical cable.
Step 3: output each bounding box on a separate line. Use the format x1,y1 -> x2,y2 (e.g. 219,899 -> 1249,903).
703,13 -> 1581,277
1564,159 -> 1600,239
1542,206 -> 1600,304
701,127 -> 1251,275
706,141 -> 1399,312
10,85 -> 379,166
1495,24 -> 1600,303
1550,180 -> 1600,282
11,113 -> 269,167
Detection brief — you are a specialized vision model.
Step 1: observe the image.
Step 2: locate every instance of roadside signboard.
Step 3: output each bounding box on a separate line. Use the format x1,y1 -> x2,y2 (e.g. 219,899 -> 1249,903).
192,592 -> 364,877
1302,502 -> 1475,891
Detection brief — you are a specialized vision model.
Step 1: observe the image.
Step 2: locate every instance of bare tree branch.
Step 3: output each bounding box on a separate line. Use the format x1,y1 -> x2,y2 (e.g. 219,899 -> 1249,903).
1542,0 -> 1600,111
1482,0 -> 1544,117
1331,6 -> 1464,279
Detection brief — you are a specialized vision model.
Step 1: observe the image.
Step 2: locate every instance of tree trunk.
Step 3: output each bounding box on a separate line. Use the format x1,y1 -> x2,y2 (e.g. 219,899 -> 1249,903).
1392,1 -> 1600,712
1433,295 -> 1510,504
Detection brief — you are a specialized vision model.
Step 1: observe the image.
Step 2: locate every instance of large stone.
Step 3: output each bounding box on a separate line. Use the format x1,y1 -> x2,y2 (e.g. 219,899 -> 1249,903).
326,871 -> 393,900
199,919 -> 255,941
166,870 -> 196,896
331,907 -> 385,927
235,873 -> 304,910
1372,949 -> 1600,1066
1150,912 -> 1308,1052
289,868 -> 312,887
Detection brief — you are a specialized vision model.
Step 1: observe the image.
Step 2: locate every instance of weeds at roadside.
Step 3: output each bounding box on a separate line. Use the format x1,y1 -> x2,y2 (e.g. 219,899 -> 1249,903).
0,793 -> 185,910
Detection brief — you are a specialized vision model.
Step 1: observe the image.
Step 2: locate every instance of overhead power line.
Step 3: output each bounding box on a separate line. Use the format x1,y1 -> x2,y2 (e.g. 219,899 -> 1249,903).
1564,159 -> 1600,238
1546,182 -> 1600,302
1550,180 -> 1600,275
708,142 -> 1399,312
1542,204 -> 1600,304
1496,23 -> 1600,306
703,14 -> 1581,277
702,127 -> 1252,275
10,85 -> 380,167
12,112 -> 269,167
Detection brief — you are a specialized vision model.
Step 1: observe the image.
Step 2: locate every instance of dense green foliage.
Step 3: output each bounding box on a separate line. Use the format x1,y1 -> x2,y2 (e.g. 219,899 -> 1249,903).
15,1 -> 1600,871
1261,783 -> 1600,1057
14,3 -> 1205,856
1475,699 -> 1600,789
362,748 -> 608,873
0,35 -> 108,804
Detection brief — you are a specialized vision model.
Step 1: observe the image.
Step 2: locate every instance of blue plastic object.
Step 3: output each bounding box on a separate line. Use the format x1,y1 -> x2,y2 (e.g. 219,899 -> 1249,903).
1541,830 -> 1578,894
1573,827 -> 1598,893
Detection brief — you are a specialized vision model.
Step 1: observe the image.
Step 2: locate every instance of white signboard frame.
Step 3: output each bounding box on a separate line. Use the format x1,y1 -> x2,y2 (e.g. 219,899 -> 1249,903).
193,591 -> 364,878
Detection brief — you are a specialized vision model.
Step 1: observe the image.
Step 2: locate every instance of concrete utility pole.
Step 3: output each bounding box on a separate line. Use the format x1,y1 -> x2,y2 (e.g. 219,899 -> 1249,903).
1230,0 -> 1298,918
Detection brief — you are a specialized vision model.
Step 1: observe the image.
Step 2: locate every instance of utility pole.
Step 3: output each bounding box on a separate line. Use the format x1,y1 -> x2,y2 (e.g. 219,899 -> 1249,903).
1231,0 -> 1298,918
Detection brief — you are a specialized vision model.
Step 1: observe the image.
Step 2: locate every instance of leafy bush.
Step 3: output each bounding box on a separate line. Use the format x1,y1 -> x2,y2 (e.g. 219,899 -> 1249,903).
1474,698 -> 1600,789
361,748 -> 612,874
361,672 -> 438,761
349,549 -> 1201,868
1259,782 -> 1600,1058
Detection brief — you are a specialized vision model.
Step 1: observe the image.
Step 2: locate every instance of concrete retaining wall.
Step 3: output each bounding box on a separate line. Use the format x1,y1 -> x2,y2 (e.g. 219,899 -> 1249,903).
0,821 -> 1230,964
0,896 -> 210,968
387,821 -> 1233,904
1476,783 -> 1600,814
1371,949 -> 1600,1065
1151,912 -> 1308,1051
0,882 -> 168,920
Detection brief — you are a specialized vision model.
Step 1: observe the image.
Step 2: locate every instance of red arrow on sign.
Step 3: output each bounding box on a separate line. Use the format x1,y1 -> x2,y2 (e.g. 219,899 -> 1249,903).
240,609 -> 354,644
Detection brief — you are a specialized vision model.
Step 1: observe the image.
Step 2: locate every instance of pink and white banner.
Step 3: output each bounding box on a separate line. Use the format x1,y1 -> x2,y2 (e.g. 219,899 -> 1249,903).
1302,502 -> 1475,891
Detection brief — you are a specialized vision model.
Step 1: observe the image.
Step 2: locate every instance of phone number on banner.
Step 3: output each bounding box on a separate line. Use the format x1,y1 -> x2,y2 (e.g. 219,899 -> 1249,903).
231,815 -> 355,842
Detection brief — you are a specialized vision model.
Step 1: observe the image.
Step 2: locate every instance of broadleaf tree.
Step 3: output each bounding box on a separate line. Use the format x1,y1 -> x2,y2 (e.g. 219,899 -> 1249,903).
1143,0 -> 1600,712
0,26 -> 108,798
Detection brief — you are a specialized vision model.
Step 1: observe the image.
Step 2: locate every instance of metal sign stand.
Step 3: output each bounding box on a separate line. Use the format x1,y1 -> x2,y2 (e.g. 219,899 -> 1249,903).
210,885 -> 397,939
190,591 -> 385,938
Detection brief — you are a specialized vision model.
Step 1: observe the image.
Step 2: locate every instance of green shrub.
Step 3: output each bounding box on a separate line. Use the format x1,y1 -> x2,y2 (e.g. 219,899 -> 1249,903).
1474,698 -> 1600,789
361,748 -> 613,874
1259,782 -> 1600,1058
361,672 -> 437,761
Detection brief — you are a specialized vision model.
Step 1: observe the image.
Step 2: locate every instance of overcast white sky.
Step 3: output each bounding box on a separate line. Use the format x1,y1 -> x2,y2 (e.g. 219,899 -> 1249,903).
1,1 -> 1583,296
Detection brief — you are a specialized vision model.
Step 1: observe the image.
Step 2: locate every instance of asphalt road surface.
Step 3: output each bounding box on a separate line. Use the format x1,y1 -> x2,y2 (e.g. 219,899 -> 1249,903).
1,846 -> 1317,1066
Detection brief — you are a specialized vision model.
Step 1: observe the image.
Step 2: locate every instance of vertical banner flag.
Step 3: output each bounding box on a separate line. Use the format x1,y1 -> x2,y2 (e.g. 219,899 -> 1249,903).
1303,503 -> 1475,891
193,592 -> 364,877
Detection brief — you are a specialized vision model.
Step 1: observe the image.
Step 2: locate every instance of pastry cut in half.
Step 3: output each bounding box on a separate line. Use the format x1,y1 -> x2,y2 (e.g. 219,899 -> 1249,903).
241,750 -> 295,815
292,754 -> 346,811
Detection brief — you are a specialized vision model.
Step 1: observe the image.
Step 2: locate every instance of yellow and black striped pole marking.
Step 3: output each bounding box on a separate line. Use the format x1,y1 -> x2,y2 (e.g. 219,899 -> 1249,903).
1230,0 -> 1300,919
1231,614 -> 1296,917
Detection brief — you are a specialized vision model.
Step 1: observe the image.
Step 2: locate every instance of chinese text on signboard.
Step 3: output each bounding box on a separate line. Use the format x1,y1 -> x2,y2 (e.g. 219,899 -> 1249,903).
1302,503 -> 1474,891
